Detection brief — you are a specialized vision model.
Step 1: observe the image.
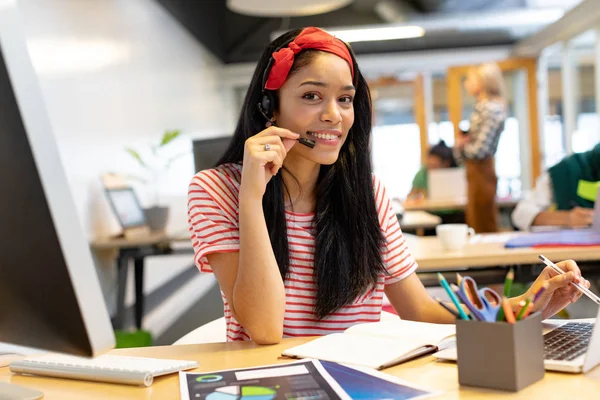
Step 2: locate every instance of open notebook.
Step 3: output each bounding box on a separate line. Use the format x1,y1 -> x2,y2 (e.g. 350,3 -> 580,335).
282,320 -> 456,370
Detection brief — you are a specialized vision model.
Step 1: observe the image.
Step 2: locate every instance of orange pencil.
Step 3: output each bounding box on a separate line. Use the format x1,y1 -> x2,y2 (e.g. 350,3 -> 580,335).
502,296 -> 516,324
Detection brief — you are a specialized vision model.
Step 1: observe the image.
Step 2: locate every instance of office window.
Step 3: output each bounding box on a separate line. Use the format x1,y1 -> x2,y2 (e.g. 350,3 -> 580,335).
495,117 -> 522,198
372,123 -> 421,200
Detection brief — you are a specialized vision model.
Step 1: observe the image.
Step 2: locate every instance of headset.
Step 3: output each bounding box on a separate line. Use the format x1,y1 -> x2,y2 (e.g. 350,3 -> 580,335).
256,44 -> 283,125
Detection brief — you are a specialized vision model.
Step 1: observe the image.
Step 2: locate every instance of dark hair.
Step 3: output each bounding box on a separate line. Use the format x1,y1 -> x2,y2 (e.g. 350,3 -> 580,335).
428,140 -> 457,167
216,28 -> 387,318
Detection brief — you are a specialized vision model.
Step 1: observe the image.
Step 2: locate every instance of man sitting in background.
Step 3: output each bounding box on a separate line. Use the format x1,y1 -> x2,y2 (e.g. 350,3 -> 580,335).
512,143 -> 600,231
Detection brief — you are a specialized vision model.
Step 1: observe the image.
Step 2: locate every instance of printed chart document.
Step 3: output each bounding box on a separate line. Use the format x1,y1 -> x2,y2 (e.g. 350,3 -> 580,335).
179,359 -> 439,400
320,361 -> 440,399
282,320 -> 456,370
179,360 -> 348,400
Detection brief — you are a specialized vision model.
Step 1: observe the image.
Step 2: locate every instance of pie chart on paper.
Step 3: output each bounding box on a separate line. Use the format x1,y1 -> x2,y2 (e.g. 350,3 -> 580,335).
205,385 -> 277,400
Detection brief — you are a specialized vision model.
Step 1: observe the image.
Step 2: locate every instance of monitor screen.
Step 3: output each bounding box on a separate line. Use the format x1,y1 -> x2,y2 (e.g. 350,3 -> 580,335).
105,188 -> 147,228
0,2 -> 114,356
192,136 -> 232,173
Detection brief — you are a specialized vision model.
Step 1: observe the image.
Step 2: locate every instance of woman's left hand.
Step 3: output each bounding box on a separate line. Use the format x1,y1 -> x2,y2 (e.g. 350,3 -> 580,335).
524,260 -> 590,319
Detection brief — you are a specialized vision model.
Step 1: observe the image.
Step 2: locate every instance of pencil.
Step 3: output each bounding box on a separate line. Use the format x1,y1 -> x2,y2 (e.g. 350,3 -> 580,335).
497,268 -> 514,321
434,297 -> 461,319
502,296 -> 516,324
516,295 -> 534,321
533,282 -> 549,304
504,268 -> 514,297
437,273 -> 470,320
456,273 -> 464,285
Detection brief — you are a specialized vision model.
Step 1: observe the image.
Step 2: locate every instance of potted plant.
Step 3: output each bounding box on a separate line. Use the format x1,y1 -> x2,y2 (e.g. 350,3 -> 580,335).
124,129 -> 186,232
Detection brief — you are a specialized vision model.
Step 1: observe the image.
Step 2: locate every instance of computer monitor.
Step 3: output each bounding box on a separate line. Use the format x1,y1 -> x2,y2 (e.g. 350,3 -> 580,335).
0,0 -> 115,358
192,136 -> 232,173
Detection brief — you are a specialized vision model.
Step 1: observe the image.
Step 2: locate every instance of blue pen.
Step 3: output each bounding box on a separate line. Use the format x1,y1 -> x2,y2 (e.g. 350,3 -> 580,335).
437,273 -> 470,320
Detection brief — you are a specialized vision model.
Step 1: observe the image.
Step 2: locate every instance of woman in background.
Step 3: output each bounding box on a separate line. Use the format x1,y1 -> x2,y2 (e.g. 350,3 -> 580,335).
408,140 -> 457,200
455,62 -> 507,233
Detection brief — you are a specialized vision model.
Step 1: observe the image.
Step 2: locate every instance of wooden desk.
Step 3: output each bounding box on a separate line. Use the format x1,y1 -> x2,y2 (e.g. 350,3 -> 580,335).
90,232 -> 193,330
407,232 -> 600,271
2,338 -> 600,399
403,197 -> 519,212
399,211 -> 442,235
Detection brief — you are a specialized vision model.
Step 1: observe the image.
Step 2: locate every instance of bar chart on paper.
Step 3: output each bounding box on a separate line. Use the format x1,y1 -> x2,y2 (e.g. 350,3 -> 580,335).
206,385 -> 277,400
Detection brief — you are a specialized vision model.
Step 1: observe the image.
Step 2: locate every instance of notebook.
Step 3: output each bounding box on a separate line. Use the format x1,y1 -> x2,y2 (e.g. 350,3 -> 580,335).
282,320 -> 456,370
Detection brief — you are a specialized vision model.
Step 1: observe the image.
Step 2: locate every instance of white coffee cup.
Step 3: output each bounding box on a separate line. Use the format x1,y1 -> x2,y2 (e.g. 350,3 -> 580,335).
436,224 -> 475,252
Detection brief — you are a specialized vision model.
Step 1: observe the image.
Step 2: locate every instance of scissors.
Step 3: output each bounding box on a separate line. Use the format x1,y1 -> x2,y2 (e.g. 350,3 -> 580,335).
455,276 -> 502,322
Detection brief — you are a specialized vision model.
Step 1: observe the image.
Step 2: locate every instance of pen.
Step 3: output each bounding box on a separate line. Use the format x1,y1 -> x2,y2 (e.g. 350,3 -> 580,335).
538,255 -> 600,305
434,297 -> 461,319
437,273 -> 470,320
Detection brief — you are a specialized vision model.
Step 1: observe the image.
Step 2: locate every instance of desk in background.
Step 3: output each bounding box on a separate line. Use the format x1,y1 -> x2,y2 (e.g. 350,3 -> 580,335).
407,232 -> 600,287
403,196 -> 520,213
91,232 -> 193,330
398,210 -> 442,236
2,337 -> 600,399
407,232 -> 600,271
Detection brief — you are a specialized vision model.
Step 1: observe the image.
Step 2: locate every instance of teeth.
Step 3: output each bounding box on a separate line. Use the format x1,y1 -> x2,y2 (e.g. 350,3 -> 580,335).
308,132 -> 338,140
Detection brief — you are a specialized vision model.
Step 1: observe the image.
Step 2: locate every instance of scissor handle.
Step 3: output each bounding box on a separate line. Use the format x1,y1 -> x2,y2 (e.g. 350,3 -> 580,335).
460,277 -> 501,321
478,288 -> 501,309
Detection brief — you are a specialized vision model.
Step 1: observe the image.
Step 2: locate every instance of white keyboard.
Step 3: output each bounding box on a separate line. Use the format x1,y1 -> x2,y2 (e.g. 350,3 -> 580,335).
10,354 -> 199,386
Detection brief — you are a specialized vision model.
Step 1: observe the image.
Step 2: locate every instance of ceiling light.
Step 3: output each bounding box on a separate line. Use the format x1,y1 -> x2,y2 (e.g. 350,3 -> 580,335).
327,26 -> 425,43
227,0 -> 353,17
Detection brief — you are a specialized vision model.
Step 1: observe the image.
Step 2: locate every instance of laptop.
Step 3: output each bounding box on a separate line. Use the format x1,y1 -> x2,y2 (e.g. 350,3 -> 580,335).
428,168 -> 467,201
434,306 -> 600,373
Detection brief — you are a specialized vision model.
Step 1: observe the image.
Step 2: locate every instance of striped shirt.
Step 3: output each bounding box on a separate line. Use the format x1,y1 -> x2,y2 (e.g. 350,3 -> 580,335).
455,99 -> 507,163
188,163 -> 417,341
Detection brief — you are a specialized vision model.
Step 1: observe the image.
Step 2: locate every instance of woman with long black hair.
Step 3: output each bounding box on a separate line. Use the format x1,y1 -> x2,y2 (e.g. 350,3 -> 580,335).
188,27 -> 588,344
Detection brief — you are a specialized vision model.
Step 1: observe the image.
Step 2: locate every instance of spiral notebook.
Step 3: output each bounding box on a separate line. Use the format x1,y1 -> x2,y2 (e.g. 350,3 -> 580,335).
282,320 -> 456,370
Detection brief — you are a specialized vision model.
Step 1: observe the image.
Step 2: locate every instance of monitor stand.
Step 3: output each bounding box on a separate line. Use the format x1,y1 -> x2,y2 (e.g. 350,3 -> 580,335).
0,382 -> 43,400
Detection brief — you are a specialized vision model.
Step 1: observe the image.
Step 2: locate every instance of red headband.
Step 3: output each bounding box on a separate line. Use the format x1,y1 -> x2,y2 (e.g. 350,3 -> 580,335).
264,27 -> 354,91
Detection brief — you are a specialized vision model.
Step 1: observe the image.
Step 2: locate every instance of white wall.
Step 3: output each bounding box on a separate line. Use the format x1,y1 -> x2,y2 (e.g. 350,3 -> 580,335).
17,0 -> 235,318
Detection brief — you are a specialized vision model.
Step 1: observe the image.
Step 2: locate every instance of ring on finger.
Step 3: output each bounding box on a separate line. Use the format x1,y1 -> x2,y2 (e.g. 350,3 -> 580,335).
264,144 -> 271,151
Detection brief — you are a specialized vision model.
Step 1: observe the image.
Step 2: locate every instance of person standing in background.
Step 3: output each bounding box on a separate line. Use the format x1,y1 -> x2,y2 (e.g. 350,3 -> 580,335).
454,63 -> 508,233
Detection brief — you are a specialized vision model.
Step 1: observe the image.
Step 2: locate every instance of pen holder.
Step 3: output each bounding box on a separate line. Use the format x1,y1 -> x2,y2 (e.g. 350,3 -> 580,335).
456,312 -> 545,392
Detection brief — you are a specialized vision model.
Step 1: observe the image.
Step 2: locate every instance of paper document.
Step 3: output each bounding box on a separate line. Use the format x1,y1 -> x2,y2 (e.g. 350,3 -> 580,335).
179,359 -> 349,400
180,359 -> 440,400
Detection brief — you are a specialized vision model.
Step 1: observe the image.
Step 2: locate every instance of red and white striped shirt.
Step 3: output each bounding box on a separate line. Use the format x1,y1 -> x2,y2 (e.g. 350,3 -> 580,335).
188,163 -> 417,341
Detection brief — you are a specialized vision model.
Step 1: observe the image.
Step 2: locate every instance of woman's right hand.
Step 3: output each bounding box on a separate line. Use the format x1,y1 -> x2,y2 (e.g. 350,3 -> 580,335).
240,127 -> 299,200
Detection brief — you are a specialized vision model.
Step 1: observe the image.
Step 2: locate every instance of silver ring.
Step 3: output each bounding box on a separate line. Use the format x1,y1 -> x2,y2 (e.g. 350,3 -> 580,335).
264,144 -> 271,151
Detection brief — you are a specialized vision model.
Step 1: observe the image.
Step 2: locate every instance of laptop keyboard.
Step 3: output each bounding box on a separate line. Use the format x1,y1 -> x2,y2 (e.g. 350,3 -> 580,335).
543,322 -> 594,361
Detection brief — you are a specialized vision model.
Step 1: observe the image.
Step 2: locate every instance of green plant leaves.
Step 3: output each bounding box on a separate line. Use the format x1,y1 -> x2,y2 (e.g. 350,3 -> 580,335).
159,129 -> 181,147
125,148 -> 147,169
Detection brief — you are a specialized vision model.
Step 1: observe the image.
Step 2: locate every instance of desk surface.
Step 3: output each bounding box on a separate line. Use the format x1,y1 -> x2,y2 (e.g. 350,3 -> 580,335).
399,211 -> 442,230
91,231 -> 190,250
407,232 -> 600,271
403,196 -> 519,212
2,338 -> 600,399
